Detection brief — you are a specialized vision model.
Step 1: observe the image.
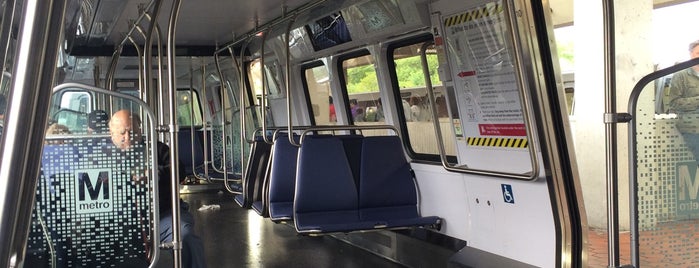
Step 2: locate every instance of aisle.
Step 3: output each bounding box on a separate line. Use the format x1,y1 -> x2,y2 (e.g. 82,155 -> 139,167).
179,190 -> 406,268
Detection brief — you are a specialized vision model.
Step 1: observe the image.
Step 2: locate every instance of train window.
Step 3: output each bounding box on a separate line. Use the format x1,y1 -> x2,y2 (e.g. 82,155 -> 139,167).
302,62 -> 336,125
175,89 -> 203,126
248,59 -> 279,126
249,58 -> 283,99
114,89 -> 141,117
389,39 -> 456,159
54,91 -> 91,133
59,91 -> 91,113
264,59 -> 283,97
340,51 -> 386,133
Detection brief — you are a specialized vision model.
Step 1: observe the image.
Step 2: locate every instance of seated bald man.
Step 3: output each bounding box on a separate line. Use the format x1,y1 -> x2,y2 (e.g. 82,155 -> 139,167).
109,109 -> 207,268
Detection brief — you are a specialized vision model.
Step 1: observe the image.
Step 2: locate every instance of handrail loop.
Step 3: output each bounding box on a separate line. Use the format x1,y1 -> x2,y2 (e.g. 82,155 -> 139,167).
228,44 -> 250,182
141,10 -> 167,140
626,56 -> 699,268
212,52 -> 239,194
211,52 -> 227,175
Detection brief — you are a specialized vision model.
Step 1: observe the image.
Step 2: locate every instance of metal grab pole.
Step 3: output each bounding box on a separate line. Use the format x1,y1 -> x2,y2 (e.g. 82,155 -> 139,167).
165,0 -> 183,267
228,46 -> 248,185
238,40 -> 252,144
126,35 -> 144,99
142,11 -> 166,141
0,0 -> 16,86
260,31 -> 271,145
284,17 -> 299,147
213,52 -> 239,194
602,0 -> 620,267
200,59 -> 210,179
0,0 -> 68,267
142,0 -> 163,109
212,53 -> 229,178
106,46 -> 123,91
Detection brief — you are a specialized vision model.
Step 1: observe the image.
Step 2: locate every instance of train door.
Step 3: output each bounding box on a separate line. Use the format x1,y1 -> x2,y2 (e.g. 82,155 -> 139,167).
428,0 -> 585,266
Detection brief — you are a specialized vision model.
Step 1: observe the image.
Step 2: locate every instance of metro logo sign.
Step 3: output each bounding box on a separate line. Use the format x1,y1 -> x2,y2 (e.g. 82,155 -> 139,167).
75,169 -> 113,214
676,162 -> 699,218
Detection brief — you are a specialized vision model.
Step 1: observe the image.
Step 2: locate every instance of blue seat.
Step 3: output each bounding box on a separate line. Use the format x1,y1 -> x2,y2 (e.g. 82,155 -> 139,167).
358,136 -> 441,228
268,133 -> 300,222
294,136 -> 367,233
178,128 -> 209,179
293,135 -> 440,235
236,136 -> 272,213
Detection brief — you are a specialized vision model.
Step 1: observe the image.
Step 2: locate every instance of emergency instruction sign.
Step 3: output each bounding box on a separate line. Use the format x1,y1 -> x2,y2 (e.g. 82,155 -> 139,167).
442,1 -> 527,149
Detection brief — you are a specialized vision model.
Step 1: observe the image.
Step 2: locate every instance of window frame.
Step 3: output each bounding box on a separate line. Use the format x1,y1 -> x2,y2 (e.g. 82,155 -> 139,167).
336,49 -> 374,126
175,88 -> 204,128
300,60 -> 328,126
386,34 -> 457,164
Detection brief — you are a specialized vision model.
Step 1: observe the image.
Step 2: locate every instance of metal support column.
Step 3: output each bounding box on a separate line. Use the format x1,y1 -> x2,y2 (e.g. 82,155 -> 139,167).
0,0 -> 68,266
602,0 -> 621,267
165,0 -> 183,267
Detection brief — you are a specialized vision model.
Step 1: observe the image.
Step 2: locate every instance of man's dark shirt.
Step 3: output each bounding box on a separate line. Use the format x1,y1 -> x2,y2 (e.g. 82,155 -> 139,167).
108,140 -> 184,216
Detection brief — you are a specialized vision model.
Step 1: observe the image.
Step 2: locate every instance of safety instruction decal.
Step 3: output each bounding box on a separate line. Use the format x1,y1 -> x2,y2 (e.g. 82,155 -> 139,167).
444,3 -> 503,27
467,137 -> 528,148
443,0 -> 528,145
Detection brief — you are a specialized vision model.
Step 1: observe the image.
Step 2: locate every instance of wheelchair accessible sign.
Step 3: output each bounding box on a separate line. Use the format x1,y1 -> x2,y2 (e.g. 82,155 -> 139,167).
502,184 -> 515,204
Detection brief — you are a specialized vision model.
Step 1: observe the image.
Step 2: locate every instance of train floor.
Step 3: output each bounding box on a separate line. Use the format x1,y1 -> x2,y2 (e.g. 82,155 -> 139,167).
178,188 -> 699,267
176,190 -> 406,268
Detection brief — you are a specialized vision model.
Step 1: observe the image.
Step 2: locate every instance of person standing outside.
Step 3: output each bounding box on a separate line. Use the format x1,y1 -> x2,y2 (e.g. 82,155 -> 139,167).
669,40 -> 699,160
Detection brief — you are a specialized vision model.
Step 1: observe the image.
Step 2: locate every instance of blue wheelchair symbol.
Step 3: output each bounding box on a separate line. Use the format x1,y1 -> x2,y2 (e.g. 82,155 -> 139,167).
502,184 -> 515,204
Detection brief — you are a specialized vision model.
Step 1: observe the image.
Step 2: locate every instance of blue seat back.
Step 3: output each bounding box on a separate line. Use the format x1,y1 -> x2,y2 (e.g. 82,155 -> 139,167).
295,136 -> 358,214
339,135 -> 364,188
177,128 -> 205,176
359,136 -> 417,209
242,136 -> 272,208
268,133 -> 300,204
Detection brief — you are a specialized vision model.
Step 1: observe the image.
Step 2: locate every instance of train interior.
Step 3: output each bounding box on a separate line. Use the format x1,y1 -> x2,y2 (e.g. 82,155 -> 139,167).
2,0 -> 699,267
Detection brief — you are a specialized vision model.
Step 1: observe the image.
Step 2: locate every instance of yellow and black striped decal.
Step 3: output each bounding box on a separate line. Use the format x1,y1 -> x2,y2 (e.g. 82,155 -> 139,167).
444,3 -> 503,27
466,137 -> 528,148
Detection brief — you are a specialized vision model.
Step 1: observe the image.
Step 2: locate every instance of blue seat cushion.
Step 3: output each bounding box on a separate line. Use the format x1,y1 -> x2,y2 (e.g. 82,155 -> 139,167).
251,201 -> 265,216
295,210 -> 377,233
269,201 -> 293,222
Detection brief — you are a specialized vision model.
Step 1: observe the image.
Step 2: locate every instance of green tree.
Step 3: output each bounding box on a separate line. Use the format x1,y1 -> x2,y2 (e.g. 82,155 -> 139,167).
345,54 -> 441,94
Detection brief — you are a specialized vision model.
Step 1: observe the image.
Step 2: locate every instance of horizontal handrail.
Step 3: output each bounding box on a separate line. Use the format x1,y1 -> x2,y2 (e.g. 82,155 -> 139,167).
299,125 -> 400,144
